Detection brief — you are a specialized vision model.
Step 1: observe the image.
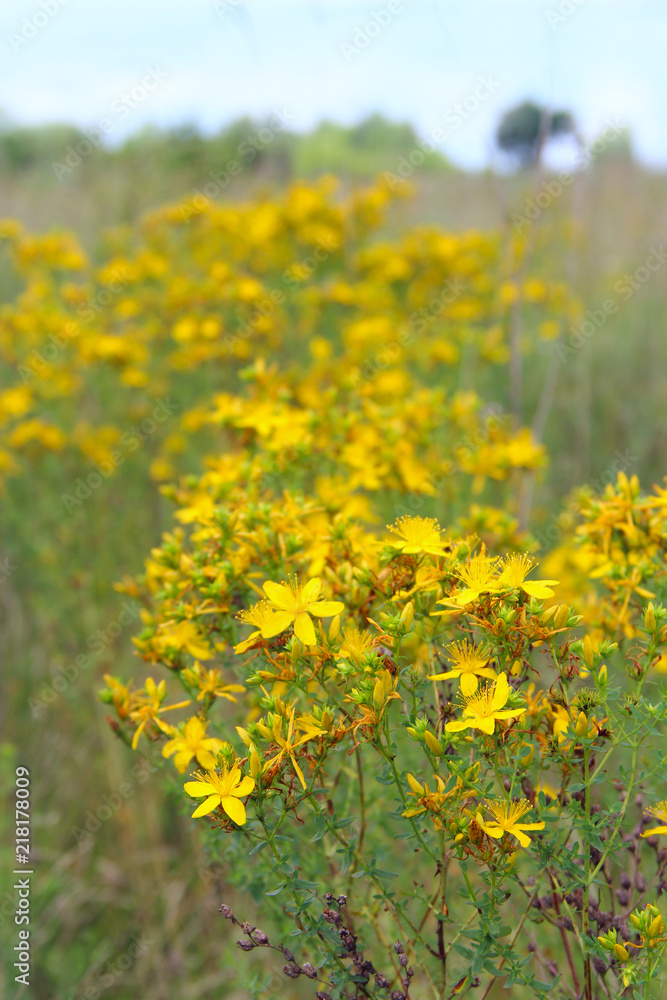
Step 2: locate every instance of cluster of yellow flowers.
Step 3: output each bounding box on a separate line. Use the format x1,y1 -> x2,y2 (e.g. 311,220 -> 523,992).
6,178 -> 667,994
542,473 -> 667,641
1,177 -> 571,502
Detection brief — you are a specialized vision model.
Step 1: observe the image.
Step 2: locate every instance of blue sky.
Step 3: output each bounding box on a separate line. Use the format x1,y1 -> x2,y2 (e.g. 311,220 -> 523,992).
1,0 -> 665,169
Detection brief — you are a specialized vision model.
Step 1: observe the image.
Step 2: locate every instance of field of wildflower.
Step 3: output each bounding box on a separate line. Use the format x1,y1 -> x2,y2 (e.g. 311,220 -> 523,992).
2,171 -> 667,1000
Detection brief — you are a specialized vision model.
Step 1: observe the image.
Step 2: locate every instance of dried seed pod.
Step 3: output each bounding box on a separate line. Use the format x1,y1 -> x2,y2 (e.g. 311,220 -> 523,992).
253,928 -> 269,945
219,904 -> 234,919
301,962 -> 317,979
237,940 -> 254,951
283,963 -> 301,978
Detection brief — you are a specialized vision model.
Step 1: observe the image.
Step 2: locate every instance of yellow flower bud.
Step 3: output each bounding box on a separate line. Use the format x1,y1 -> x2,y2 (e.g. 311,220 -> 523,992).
424,731 -> 443,756
613,943 -> 629,962
598,663 -> 607,684
553,604 -> 569,630
575,711 -> 588,737
645,603 -> 657,632
328,615 -> 341,641
400,601 -> 414,630
630,913 -> 642,929
583,635 -> 595,668
597,936 -> 613,951
649,914 -> 664,938
454,832 -> 464,843
406,773 -> 424,796
540,605 -> 559,624
249,747 -> 261,778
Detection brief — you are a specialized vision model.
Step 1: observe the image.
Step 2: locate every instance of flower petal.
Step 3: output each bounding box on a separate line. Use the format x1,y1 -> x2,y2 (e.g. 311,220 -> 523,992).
301,578 -> 322,604
480,823 -> 503,839
522,581 -> 557,599
184,780 -> 215,798
427,669 -> 457,681
192,794 -> 221,818
309,600 -> 344,617
474,717 -> 496,735
231,775 -> 256,797
234,631 -> 261,654
173,749 -> 194,773
260,610 -> 294,638
445,719 -> 471,733
453,588 -> 480,606
262,581 -> 294,610
220,795 -> 246,825
195,748 -> 219,771
641,825 -> 667,838
294,612 -> 317,646
491,672 -> 509,711
460,672 -> 478,697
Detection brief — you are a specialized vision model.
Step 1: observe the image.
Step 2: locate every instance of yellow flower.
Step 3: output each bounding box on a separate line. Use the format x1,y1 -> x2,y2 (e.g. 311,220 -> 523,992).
428,640 -> 496,696
162,716 -> 225,773
641,801 -> 667,837
156,620 -> 213,660
403,772 -> 470,825
336,626 -> 375,665
445,673 -> 525,736
496,554 -> 558,600
387,515 -> 447,557
182,661 -> 245,702
478,799 -> 545,847
261,576 -> 344,646
263,709 -> 313,790
450,555 -> 500,605
128,678 -> 190,749
234,601 -> 294,654
184,763 -> 255,823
